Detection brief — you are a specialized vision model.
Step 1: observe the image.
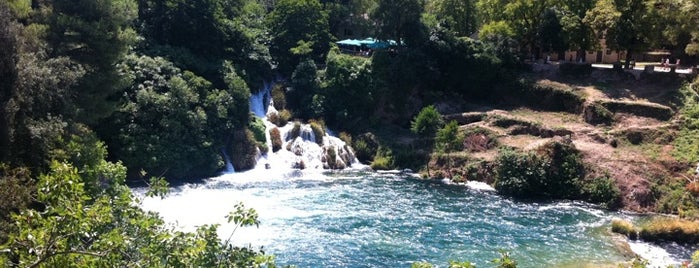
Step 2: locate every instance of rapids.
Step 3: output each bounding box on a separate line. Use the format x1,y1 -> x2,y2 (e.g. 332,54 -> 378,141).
139,170 -> 694,267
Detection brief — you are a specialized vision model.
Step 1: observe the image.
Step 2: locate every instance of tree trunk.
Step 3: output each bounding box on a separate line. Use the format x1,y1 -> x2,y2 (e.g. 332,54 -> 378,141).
625,49 -> 632,69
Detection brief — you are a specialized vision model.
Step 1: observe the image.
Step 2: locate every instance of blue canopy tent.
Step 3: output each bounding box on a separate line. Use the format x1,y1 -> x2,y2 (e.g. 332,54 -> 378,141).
335,38 -> 397,49
336,39 -> 362,46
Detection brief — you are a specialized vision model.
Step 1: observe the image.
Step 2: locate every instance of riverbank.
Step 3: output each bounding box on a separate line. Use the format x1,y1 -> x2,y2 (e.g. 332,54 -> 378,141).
401,67 -> 698,213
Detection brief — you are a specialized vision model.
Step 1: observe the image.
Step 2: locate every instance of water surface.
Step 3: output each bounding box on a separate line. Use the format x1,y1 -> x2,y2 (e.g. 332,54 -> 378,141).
139,170 -> 685,267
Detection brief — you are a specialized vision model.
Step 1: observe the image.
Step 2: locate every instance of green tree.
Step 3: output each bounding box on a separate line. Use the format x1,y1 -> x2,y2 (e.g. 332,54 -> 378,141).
0,2 -> 18,161
432,0 -> 479,37
538,8 -> 567,57
1,161 -> 276,267
138,0 -> 273,87
559,0 -> 596,59
411,105 -> 444,138
435,120 -> 463,153
478,0 -> 551,55
288,59 -> 321,119
371,0 -> 426,45
585,0 -> 654,68
268,0 -> 332,75
325,0 -> 376,39
321,50 -> 376,129
108,55 -> 247,179
48,0 -> 138,123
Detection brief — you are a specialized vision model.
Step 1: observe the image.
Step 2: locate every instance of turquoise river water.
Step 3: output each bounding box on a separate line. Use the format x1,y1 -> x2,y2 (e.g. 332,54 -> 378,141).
138,169 -> 694,267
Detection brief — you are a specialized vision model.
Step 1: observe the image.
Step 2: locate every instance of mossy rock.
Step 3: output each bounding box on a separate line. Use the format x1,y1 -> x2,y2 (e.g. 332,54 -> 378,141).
611,219 -> 638,240
228,129 -> 258,171
583,102 -> 614,125
269,128 -> 282,152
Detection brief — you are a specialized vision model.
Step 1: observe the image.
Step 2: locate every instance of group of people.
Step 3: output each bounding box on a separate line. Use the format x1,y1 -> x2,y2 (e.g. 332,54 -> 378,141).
660,57 -> 680,71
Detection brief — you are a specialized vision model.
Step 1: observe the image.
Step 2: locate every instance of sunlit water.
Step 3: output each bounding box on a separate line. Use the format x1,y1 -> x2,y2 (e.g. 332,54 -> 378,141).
137,169 -> 694,267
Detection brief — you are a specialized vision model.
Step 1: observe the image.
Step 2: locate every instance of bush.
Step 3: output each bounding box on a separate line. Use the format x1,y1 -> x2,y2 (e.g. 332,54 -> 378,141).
435,120 -> 463,152
411,105 -> 444,138
309,120 -> 325,145
495,139 -> 585,199
462,127 -> 498,152
270,128 -> 282,152
353,132 -> 380,164
289,121 -> 301,141
339,132 -> 352,145
278,109 -> 292,126
248,115 -> 267,143
582,175 -> 622,209
325,146 -> 338,169
494,149 -> 548,198
371,155 -> 393,170
611,219 -> 638,239
371,146 -> 394,170
271,84 -> 286,110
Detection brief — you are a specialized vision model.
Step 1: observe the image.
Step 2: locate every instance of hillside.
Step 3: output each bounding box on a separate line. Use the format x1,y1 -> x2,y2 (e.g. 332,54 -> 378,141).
428,65 -> 696,212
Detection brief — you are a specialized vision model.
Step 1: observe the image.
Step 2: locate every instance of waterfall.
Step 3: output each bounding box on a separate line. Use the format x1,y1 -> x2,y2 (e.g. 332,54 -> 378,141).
221,149 -> 235,174
246,82 -> 361,171
250,82 -> 272,118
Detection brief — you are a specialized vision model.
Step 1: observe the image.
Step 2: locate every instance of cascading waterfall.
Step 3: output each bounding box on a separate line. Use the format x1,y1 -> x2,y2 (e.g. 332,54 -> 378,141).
221,149 -> 235,173
247,82 -> 361,171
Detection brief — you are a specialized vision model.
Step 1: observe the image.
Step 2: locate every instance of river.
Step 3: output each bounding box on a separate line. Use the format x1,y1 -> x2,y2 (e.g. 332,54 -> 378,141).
138,168 -> 693,267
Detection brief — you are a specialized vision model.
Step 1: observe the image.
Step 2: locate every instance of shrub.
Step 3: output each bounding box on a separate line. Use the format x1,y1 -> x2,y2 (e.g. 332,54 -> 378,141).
582,175 -> 622,209
495,139 -> 584,199
289,121 -> 302,141
371,155 -> 393,170
269,128 -> 282,152
353,132 -> 380,164
411,105 -> 444,138
371,147 -> 394,170
494,149 -> 548,198
611,219 -> 638,239
462,127 -> 498,152
435,121 -> 463,153
339,132 -> 352,144
309,120 -> 325,145
271,84 -> 286,110
269,109 -> 293,127
248,115 -> 267,143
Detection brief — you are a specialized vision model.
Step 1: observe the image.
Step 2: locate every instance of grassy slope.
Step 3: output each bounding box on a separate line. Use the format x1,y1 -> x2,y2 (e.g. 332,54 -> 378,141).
429,67 -> 697,213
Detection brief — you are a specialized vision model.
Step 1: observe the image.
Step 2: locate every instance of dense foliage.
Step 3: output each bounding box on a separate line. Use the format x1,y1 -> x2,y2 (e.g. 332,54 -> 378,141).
495,139 -> 585,199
